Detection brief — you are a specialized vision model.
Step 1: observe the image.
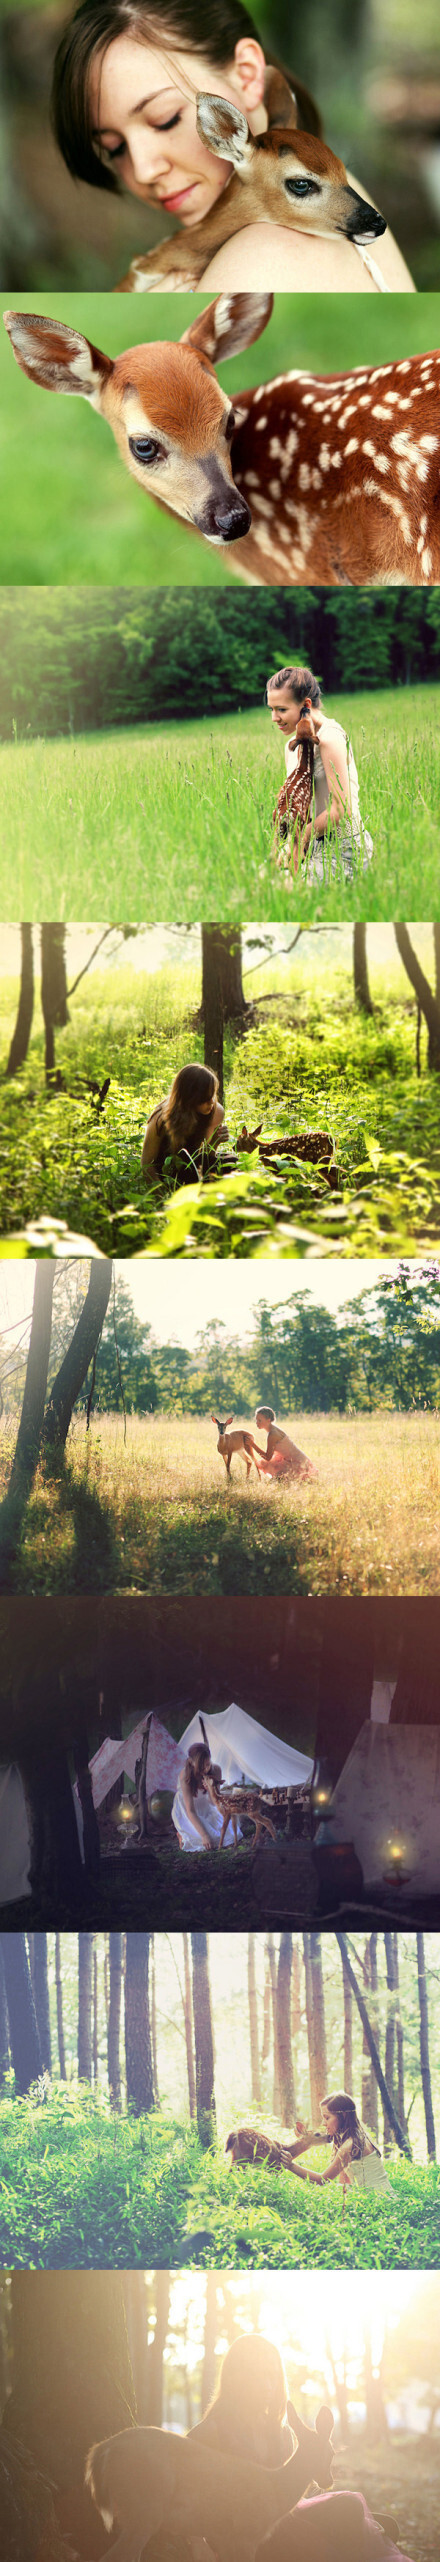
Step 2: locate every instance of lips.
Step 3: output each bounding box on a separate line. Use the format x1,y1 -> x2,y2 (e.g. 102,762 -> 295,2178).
160,184 -> 197,212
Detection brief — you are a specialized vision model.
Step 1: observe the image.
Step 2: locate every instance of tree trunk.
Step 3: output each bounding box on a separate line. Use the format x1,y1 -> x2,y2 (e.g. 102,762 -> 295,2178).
41,924 -> 69,1082
276,1934 -> 296,2123
108,1931 -> 122,2109
201,926 -> 224,1101
0,1933 -> 42,2094
248,1933 -> 262,2105
201,2271 -> 218,2414
20,1746 -> 85,1911
0,1264 -> 55,1587
394,923 -> 440,1070
55,1934 -> 66,2079
343,1968 -> 353,2095
6,924 -> 34,1074
303,1934 -> 319,2123
93,1943 -> 98,2082
73,1739 -> 101,1883
417,1933 -> 436,2158
5,2269 -> 136,2540
336,1934 -> 411,2155
191,1933 -> 216,2148
78,1933 -> 93,2083
383,1933 -> 397,2155
261,1939 -> 272,2068
125,1933 -> 154,2115
42,1260 -> 113,1453
33,1934 -> 52,2075
0,1945 -> 10,2087
151,1935 -> 159,2103
267,1932 -> 281,2115
183,1932 -> 196,2120
304,1933 -> 327,2119
361,1937 -> 378,2135
353,924 -> 374,1015
394,1936 -> 405,2132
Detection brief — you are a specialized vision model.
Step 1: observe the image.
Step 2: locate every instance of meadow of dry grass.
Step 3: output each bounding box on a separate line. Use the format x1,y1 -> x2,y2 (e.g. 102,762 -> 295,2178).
1,1409 -> 438,1596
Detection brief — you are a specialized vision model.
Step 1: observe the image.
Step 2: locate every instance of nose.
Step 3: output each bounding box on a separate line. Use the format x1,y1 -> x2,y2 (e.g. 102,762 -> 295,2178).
197,491 -> 252,542
128,127 -> 171,187
345,189 -> 386,241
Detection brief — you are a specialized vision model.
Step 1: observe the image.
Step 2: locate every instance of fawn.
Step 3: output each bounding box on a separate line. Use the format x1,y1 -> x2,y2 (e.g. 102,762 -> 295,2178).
85,2407 -> 335,2562
4,295 -> 439,585
211,1414 -> 264,1479
117,68 -> 386,292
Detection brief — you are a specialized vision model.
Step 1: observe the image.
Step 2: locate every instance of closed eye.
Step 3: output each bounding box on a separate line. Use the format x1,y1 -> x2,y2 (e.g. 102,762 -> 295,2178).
285,177 -> 320,198
128,435 -> 164,465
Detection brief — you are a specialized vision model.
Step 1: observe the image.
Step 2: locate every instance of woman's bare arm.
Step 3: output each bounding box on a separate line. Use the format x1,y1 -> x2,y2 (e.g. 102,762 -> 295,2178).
200,218 -> 414,294
180,1772 -> 213,1850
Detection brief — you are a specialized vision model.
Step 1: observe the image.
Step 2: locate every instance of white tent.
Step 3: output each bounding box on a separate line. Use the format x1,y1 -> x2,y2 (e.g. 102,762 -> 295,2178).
179,1702 -> 314,1789
316,1723 -> 440,1894
81,1714 -> 182,1810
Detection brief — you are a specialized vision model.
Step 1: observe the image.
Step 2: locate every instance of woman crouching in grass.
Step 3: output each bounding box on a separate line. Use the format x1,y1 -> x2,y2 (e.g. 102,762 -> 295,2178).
142,1062 -> 226,1183
288,2090 -> 391,2201
254,1406 -> 317,1483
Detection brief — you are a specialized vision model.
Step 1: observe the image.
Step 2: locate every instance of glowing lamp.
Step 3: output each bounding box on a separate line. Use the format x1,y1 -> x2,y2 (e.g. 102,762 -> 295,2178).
383,1835 -> 411,1889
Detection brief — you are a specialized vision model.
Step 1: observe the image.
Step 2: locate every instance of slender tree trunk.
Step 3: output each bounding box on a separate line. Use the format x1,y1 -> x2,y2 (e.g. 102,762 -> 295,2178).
0,1265 -> 55,1587
93,1944 -> 98,2082
201,926 -> 224,1102
108,1931 -> 122,2109
33,1934 -> 52,2076
55,1934 -> 66,2079
182,1932 -> 196,2120
276,1934 -> 296,2122
6,924 -> 34,1074
151,1936 -> 159,2103
383,1933 -> 397,2154
73,1739 -> 100,1883
309,1933 -> 327,2099
368,1935 -> 379,2139
40,924 -> 69,1083
191,1933 -> 216,2148
336,1934 -> 411,2155
394,1936 -> 405,2131
417,1933 -> 436,2158
248,1934 -> 262,2105
201,2272 -> 218,2414
78,1933 -> 93,2083
362,1938 -> 377,2132
42,1261 -> 113,1454
125,1933 -> 154,2116
261,1939 -> 272,2067
303,1934 -> 319,2123
353,923 -> 374,1015
148,2271 -> 170,2426
394,923 -> 440,1069
343,1968 -> 353,2094
0,1944 -> 10,2086
267,1933 -> 281,2115
0,1934 -> 42,2094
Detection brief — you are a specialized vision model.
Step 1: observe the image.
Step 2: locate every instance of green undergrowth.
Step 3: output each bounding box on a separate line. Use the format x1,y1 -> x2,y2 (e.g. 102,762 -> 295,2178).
2,952 -> 440,1257
0,2093 -> 437,2271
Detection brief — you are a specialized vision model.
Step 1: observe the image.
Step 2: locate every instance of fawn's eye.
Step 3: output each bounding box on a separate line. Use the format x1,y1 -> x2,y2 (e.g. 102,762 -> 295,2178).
128,435 -> 163,465
285,177 -> 320,198
224,411 -> 236,441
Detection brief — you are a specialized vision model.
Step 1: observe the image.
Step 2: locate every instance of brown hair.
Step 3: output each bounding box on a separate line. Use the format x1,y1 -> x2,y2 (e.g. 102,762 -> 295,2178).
184,1742 -> 212,1796
266,666 -> 322,708
160,1062 -> 218,1157
51,0 -> 320,189
207,2333 -> 287,2432
322,2091 -> 379,2157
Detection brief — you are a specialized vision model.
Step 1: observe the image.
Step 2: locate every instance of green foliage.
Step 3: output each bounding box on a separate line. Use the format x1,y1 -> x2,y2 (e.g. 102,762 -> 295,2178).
1,296 -> 440,587
0,2093 -> 437,2270
2,942 -> 440,1257
1,693 -> 439,921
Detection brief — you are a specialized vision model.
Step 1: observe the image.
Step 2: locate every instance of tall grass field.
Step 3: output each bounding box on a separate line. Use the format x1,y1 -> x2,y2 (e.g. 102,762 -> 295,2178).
1,692 -> 440,920
0,1410 -> 438,1595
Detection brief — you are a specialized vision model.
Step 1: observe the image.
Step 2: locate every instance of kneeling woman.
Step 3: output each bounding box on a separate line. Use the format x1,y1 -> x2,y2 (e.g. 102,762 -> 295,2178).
142,1062 -> 225,1182
268,664 -> 373,885
254,1406 -> 317,1482
172,1742 -> 237,1851
288,2090 -> 391,2199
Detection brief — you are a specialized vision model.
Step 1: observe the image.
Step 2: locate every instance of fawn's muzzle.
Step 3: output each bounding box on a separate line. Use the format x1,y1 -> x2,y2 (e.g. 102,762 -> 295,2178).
196,487 -> 252,541
345,190 -> 386,241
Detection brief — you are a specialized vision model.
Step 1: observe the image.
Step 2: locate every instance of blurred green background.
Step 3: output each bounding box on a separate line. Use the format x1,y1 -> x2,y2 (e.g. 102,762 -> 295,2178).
0,0 -> 439,290
1,290 -> 439,585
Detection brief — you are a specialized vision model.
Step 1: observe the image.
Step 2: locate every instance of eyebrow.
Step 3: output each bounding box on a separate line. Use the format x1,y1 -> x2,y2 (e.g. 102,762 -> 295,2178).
93,85 -> 178,134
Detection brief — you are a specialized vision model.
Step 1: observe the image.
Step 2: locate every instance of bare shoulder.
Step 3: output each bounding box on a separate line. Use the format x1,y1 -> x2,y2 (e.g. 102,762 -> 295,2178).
199,224 -> 318,292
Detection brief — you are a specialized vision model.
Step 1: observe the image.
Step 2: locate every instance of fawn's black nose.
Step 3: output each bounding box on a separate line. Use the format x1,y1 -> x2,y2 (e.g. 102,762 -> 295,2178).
345,189 -> 386,241
196,490 -> 252,541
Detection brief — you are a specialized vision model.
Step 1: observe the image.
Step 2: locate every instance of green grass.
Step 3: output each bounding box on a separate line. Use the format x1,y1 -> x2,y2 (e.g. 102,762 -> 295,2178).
2,944 -> 440,1256
1,1407 -> 439,1593
1,293 -> 439,586
0,2092 -> 438,2271
1,691 -> 440,923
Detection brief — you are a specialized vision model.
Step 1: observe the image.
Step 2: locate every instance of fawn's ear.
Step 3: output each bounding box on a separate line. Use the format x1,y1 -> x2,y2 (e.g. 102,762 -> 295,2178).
196,93 -> 253,170
264,65 -> 299,130
3,311 -> 112,402
181,292 -> 273,365
224,1414 -> 234,1428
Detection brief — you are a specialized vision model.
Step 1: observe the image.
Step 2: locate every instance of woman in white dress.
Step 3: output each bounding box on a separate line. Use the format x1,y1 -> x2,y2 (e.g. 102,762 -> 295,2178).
285,2089 -> 391,2199
172,1741 -> 237,1851
267,664 -> 373,884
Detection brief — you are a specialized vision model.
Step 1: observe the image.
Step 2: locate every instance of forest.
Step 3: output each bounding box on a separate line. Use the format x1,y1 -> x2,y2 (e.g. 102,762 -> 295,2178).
2,925 -> 440,1257
0,1932 -> 438,2274
0,2267 -> 439,2562
1,1258 -> 440,1601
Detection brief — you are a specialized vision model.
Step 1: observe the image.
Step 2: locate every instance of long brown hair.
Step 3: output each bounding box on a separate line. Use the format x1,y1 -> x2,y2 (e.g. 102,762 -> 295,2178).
51,0 -> 321,188
322,2091 -> 380,2157
184,1742 -> 212,1797
160,1062 -> 218,1156
206,2333 -> 288,2436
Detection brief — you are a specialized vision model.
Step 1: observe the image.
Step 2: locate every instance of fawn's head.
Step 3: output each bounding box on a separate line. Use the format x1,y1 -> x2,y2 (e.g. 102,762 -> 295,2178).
3,295 -> 272,542
197,66 -> 386,244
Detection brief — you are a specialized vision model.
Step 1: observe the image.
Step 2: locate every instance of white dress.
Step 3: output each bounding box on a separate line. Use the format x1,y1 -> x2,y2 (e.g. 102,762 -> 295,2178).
171,1782 -> 236,1853
285,719 -> 373,881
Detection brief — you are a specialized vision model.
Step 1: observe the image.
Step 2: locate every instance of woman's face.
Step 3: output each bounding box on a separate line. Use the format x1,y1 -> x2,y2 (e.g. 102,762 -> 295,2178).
89,33 -> 264,223
267,685 -> 320,737
321,2103 -> 338,2138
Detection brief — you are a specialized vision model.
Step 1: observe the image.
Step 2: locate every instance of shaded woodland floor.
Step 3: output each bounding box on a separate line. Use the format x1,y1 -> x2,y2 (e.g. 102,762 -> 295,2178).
2,1850 -> 440,1932
332,2441 -> 440,2562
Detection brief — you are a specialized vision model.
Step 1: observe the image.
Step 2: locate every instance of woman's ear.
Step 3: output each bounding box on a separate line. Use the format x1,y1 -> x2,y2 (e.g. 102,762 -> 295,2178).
230,38 -> 267,114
